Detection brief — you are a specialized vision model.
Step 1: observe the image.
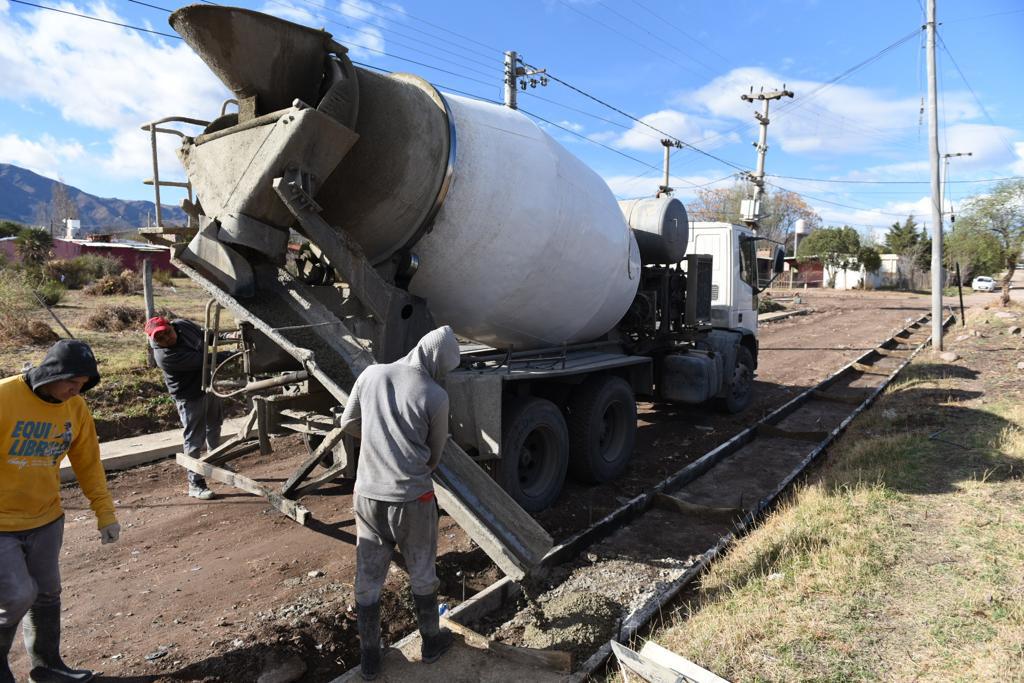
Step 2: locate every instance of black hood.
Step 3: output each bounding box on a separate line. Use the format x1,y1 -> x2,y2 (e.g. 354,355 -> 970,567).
24,340 -> 101,394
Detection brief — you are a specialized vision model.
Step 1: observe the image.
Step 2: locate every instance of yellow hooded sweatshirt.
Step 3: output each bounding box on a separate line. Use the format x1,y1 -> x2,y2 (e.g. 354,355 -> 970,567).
0,343 -> 116,532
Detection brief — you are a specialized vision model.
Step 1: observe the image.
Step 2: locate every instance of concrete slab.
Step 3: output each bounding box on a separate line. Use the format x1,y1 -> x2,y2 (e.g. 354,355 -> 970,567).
61,417 -> 246,483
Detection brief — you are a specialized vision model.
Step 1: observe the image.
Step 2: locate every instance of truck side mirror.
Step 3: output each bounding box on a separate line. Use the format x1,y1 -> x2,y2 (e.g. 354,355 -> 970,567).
773,246 -> 785,275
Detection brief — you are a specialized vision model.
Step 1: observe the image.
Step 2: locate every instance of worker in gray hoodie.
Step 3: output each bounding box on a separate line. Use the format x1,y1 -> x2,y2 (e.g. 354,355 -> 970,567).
337,326 -> 461,681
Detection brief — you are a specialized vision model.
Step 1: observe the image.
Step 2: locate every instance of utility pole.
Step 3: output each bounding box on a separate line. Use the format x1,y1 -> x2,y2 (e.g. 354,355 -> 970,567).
657,139 -> 683,197
926,0 -> 943,350
740,86 -> 794,231
503,51 -> 547,110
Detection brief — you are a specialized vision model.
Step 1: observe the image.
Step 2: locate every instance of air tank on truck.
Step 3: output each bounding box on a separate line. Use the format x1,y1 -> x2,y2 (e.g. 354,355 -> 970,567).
141,5 -> 784,572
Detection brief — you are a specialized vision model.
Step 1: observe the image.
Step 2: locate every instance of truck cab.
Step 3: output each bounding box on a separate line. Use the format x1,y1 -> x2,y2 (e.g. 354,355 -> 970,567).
688,222 -> 759,337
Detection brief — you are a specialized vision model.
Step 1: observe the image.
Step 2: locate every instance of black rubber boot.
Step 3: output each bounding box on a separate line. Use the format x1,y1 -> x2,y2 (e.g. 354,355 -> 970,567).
1,623 -> 17,683
23,605 -> 93,683
356,602 -> 381,681
412,593 -> 452,664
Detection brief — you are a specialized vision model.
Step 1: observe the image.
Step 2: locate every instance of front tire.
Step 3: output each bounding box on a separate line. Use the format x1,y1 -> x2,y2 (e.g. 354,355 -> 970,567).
720,345 -> 755,414
496,397 -> 569,512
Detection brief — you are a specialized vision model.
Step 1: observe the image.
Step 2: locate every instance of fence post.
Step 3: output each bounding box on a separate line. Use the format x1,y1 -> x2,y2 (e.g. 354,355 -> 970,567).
143,258 -> 156,368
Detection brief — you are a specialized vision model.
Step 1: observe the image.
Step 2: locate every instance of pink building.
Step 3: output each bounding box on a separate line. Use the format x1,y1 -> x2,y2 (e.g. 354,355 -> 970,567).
0,236 -> 174,272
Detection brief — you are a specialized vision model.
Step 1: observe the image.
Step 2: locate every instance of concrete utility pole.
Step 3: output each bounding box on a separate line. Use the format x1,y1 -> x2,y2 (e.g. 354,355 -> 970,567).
740,87 -> 794,230
657,138 -> 683,197
926,0 -> 943,350
503,51 -> 547,110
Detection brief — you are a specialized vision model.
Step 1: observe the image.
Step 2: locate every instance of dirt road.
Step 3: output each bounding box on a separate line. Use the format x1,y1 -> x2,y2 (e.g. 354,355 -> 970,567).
7,289 -> 993,682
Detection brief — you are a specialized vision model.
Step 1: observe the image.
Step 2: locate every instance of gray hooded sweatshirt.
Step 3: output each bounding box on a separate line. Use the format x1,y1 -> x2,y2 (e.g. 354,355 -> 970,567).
340,326 -> 461,502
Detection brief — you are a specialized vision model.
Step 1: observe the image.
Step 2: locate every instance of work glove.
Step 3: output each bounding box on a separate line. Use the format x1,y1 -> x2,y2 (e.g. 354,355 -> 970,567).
100,522 -> 121,544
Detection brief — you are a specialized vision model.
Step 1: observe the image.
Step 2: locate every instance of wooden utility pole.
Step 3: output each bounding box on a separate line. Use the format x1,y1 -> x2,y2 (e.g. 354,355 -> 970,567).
143,258 -> 156,367
926,0 -> 943,350
740,87 -> 793,231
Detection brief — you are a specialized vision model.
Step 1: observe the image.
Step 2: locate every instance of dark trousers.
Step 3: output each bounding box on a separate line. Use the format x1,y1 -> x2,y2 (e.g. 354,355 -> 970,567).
0,516 -> 63,629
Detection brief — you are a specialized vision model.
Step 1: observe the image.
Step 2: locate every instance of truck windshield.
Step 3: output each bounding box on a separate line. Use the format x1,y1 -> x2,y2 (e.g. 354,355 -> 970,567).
739,236 -> 758,289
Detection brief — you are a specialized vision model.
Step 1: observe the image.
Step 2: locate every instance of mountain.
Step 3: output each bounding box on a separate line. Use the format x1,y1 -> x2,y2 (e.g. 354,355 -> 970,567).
0,163 -> 186,233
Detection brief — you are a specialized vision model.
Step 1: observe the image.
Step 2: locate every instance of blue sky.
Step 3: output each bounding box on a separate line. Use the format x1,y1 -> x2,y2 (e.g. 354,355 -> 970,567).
1,0 -> 1022,240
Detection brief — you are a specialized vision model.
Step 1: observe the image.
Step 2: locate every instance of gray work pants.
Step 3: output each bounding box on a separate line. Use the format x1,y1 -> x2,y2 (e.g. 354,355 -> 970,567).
354,494 -> 439,606
175,393 -> 223,487
0,516 -> 63,628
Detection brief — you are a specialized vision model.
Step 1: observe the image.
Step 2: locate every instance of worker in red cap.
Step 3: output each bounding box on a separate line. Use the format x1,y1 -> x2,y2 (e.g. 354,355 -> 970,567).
145,316 -> 224,499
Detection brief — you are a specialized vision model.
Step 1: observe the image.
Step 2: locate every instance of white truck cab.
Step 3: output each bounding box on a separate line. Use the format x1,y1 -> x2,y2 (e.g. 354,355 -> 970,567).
687,222 -> 761,337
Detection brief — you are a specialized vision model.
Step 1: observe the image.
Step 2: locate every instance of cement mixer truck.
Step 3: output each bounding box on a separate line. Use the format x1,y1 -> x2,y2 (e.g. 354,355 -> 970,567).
141,5 -> 782,575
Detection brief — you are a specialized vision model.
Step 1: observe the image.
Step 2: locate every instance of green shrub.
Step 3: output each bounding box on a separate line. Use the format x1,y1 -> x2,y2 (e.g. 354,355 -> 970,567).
45,254 -> 123,289
153,268 -> 174,286
75,254 -> 123,280
35,279 -> 65,306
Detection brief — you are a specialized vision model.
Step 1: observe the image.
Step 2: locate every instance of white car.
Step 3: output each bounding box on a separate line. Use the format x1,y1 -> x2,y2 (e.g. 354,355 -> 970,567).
972,276 -> 996,292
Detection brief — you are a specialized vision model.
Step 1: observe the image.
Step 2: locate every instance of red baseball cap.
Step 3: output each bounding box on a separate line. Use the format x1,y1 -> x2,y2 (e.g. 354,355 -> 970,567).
144,316 -> 173,338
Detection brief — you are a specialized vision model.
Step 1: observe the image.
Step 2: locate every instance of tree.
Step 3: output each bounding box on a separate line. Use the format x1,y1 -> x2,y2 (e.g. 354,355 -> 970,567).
49,179 -> 78,238
15,227 -> 53,269
884,215 -> 931,289
0,220 -> 27,238
955,179 -> 1024,306
797,225 -> 861,287
687,182 -> 821,249
945,221 -> 1003,283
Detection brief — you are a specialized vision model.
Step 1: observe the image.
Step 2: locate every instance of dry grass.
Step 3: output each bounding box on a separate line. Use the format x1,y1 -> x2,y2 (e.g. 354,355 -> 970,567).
83,270 -> 142,296
84,304 -> 148,332
651,328 -> 1024,681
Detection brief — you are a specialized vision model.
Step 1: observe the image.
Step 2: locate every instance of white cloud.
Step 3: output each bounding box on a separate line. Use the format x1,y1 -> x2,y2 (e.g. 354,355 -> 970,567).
0,2 -> 230,132
612,109 -> 736,153
0,133 -> 84,179
1012,142 -> 1024,176
259,2 -> 321,25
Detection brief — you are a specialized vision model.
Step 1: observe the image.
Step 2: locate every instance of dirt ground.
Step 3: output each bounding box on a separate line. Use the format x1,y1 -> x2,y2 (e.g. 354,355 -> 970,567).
7,287 -> 1006,682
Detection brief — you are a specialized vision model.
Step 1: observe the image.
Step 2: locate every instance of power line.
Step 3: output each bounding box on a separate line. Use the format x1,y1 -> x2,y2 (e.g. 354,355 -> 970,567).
595,0 -> 720,76
625,0 -> 734,66
126,0 -> 173,12
554,0 -> 705,80
8,0 -> 182,39
936,32 -> 1018,159
768,174 -> 1024,185
543,72 -> 750,173
765,181 -> 917,217
283,0 -> 500,73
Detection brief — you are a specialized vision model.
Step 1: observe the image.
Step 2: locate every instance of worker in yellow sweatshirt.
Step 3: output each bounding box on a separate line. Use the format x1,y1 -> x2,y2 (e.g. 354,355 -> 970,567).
0,340 -> 119,683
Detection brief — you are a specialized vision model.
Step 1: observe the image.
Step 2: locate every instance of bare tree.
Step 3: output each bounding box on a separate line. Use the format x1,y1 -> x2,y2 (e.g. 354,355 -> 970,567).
49,178 -> 79,238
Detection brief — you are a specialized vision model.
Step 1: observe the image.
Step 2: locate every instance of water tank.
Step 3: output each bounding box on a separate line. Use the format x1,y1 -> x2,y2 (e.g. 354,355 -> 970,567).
618,197 -> 689,264
317,73 -> 642,350
794,219 -> 809,235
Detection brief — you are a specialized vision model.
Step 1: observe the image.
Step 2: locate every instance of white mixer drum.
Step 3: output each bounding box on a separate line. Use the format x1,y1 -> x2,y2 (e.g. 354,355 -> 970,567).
408,94 -> 641,349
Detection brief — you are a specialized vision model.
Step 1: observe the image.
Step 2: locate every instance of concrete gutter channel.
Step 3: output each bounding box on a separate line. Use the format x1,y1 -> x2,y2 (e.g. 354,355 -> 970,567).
60,417 -> 247,483
330,312 -> 953,681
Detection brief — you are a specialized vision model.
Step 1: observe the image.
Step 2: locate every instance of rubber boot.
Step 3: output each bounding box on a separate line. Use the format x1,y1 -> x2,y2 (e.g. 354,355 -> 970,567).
22,604 -> 93,683
356,602 -> 381,681
413,593 -> 452,664
1,623 -> 17,683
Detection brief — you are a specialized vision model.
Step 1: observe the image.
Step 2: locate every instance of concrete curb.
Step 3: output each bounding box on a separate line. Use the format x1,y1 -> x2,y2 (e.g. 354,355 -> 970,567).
61,417 -> 246,483
758,308 -> 812,324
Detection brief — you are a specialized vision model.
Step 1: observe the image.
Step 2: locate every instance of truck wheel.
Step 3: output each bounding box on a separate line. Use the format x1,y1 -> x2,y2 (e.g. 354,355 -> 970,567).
302,432 -> 336,468
497,397 -> 569,512
567,375 -> 637,483
720,346 -> 755,414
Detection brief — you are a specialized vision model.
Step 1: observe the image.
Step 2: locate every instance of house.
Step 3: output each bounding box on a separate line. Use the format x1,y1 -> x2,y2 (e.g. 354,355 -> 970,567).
0,233 -> 174,272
